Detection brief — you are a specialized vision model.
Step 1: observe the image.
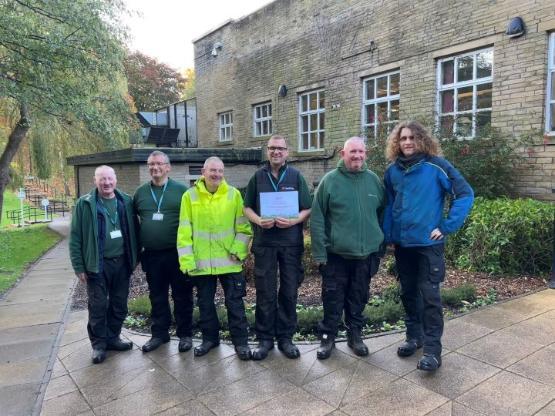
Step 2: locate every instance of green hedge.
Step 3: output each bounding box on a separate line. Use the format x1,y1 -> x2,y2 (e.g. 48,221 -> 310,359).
446,197 -> 554,275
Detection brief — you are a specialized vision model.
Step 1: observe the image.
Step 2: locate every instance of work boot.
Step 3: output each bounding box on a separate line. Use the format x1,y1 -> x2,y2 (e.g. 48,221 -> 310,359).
193,340 -> 219,357
397,338 -> 423,357
142,337 -> 169,353
106,338 -> 133,351
278,339 -> 300,359
251,340 -> 274,361
316,334 -> 335,360
417,353 -> 442,371
234,344 -> 252,361
91,348 -> 106,364
347,328 -> 368,357
178,337 -> 193,352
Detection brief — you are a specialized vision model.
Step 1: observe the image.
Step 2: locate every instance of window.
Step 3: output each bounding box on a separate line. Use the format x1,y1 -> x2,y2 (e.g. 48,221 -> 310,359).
437,48 -> 493,138
299,90 -> 325,151
546,33 -> 555,134
219,111 -> 233,142
253,102 -> 272,137
362,71 -> 400,138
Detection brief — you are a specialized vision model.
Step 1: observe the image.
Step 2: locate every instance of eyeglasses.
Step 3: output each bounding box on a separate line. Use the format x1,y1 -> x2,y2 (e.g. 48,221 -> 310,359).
147,162 -> 168,167
267,146 -> 287,152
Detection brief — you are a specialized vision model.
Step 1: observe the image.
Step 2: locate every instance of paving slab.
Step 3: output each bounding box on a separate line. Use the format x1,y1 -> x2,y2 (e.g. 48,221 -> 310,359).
340,377 -> 448,416
155,399 -> 216,416
456,306 -> 527,331
457,328 -> 544,368
534,400 -> 555,416
198,369 -> 296,416
457,370 -> 554,416
241,387 -> 334,416
507,344 -> 555,386
427,401 -> 487,415
441,318 -> 493,351
404,351 -> 500,399
40,390 -> 92,416
43,374 -> 78,401
0,356 -> 48,387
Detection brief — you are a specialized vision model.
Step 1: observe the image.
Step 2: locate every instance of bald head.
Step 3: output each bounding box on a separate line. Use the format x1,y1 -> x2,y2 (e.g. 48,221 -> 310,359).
340,137 -> 367,172
94,165 -> 117,198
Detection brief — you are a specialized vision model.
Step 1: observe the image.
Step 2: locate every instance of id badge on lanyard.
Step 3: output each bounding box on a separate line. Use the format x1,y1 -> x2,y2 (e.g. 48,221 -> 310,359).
152,212 -> 164,221
110,230 -> 122,239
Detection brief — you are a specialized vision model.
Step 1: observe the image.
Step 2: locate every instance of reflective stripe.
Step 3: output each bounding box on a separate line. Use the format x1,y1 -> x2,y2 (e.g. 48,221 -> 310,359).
236,216 -> 249,224
235,233 -> 251,244
188,188 -> 199,201
196,256 -> 239,269
180,219 -> 191,227
177,246 -> 193,256
193,228 -> 235,240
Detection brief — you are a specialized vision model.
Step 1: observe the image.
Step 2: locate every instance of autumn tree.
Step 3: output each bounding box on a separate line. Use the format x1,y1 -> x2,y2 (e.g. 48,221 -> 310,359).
0,0 -> 133,218
124,51 -> 186,111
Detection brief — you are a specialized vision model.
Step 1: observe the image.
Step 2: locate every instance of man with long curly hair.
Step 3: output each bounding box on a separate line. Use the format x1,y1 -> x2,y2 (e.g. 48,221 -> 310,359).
383,121 -> 474,371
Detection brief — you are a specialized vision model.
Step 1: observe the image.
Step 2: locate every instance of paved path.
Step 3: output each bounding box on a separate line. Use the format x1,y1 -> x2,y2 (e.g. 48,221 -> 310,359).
1,218 -> 554,416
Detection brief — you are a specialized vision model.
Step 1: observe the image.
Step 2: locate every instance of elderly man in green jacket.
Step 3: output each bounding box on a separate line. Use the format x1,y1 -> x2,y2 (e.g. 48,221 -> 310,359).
69,165 -> 139,364
311,137 -> 385,360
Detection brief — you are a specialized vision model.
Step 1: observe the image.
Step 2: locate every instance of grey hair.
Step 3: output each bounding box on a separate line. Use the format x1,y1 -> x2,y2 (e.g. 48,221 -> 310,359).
147,150 -> 170,164
203,156 -> 224,169
94,165 -> 116,178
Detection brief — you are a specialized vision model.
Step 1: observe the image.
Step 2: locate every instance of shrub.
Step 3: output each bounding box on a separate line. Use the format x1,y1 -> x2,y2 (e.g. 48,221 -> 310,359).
381,282 -> 401,303
363,299 -> 404,325
441,283 -> 477,307
128,294 -> 151,315
446,197 -> 555,275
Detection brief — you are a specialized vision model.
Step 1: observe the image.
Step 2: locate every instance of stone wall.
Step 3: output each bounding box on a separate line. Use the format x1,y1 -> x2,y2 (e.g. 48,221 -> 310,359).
194,0 -> 555,201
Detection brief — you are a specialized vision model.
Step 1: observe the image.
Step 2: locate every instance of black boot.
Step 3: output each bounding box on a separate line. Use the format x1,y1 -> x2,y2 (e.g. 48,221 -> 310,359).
417,353 -> 442,371
251,340 -> 274,361
397,338 -> 423,357
347,328 -> 368,357
194,339 -> 220,357
178,337 -> 193,352
92,348 -> 106,364
316,334 -> 335,360
234,344 -> 252,361
142,337 -> 169,353
278,339 -> 300,359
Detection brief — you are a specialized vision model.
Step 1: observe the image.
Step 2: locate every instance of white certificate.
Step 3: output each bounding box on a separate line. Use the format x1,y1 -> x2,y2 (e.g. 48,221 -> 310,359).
260,191 -> 299,218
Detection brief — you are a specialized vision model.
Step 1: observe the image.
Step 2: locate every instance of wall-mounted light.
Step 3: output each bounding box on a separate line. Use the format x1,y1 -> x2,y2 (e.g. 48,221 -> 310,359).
211,42 -> 223,57
277,84 -> 287,97
506,17 -> 525,38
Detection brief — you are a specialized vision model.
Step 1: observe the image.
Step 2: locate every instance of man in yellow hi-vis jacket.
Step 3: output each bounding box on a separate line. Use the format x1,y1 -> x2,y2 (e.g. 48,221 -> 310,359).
177,156 -> 253,360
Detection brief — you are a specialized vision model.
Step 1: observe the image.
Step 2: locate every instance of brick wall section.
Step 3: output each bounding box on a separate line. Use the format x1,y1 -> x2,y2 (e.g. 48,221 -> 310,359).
75,163 -> 256,198
194,0 -> 555,201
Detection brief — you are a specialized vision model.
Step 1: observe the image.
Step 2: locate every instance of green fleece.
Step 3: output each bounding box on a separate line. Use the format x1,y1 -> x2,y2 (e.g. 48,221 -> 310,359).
69,188 -> 138,274
310,160 -> 385,263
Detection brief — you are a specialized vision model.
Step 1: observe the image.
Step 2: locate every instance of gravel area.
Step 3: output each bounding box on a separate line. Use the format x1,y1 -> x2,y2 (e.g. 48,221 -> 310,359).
71,256 -> 548,311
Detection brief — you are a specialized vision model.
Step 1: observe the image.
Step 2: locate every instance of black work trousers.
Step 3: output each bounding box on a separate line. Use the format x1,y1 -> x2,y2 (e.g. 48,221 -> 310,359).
395,244 -> 445,356
193,272 -> 249,346
252,245 -> 304,341
318,252 -> 379,338
86,256 -> 130,349
141,248 -> 194,340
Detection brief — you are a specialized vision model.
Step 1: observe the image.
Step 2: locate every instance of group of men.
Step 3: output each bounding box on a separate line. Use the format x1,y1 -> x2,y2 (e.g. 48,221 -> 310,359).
70,120 -> 473,372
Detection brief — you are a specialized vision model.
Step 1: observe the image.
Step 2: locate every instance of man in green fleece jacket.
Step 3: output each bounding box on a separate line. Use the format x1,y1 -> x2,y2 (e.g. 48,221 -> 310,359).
69,165 -> 139,364
311,137 -> 385,360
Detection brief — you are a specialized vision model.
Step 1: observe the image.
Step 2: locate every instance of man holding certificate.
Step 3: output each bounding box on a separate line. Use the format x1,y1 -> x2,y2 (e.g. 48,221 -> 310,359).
311,137 -> 385,360
244,135 -> 312,360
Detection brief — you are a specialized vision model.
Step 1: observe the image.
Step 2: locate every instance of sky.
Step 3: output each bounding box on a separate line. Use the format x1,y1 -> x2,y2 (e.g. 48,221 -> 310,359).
123,0 -> 274,71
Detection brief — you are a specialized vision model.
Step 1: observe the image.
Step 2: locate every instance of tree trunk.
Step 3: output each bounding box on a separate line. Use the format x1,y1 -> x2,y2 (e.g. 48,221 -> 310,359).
0,103 -> 31,220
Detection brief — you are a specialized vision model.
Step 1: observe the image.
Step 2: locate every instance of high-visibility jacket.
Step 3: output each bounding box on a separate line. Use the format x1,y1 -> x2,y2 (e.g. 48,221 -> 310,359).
177,178 -> 252,276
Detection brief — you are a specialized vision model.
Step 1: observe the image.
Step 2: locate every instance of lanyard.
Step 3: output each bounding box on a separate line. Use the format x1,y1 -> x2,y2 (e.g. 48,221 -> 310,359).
150,181 -> 168,213
98,198 -> 119,228
266,166 -> 288,192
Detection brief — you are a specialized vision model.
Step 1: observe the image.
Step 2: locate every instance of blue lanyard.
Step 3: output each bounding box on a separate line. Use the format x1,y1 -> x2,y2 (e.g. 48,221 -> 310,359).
98,198 -> 119,228
150,181 -> 168,213
266,166 -> 288,192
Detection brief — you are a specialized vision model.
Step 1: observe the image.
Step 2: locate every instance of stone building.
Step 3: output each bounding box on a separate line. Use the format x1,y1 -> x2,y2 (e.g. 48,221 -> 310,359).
193,0 -> 555,201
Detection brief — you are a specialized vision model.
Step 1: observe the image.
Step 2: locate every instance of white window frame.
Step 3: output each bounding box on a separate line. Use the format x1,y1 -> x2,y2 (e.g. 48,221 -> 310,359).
545,33 -> 555,135
436,47 -> 494,138
253,102 -> 273,137
361,70 -> 400,139
298,89 -> 325,151
218,111 -> 233,142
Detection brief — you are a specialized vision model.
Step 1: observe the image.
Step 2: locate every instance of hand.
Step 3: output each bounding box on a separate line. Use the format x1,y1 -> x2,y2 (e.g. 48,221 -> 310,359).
275,217 -> 295,228
430,228 -> 444,241
76,272 -> 87,283
258,217 -> 275,229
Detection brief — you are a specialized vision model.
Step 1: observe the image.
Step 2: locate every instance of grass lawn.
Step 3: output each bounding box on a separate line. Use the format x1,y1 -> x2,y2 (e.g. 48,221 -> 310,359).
0,224 -> 62,294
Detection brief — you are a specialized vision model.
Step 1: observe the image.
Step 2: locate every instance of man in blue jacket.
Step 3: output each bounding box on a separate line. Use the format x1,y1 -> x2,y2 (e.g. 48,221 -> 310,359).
383,121 -> 474,371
